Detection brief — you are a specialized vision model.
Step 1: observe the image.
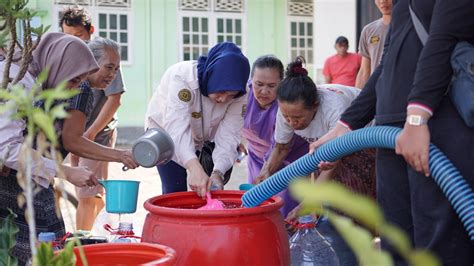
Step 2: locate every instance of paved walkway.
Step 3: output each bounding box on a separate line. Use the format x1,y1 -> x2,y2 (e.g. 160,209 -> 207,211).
59,158 -> 248,237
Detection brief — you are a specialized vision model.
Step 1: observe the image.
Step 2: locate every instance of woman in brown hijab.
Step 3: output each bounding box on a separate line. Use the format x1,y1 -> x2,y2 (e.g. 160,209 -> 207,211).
0,32 -> 136,264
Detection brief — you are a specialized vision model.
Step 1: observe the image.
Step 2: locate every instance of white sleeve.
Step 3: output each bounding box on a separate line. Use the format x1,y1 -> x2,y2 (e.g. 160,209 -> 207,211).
326,105 -> 343,131
161,76 -> 197,167
0,111 -> 56,187
212,94 -> 247,173
274,108 -> 295,144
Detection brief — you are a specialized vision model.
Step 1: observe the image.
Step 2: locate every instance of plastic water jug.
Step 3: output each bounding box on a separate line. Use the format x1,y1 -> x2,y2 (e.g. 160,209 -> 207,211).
290,215 -> 340,266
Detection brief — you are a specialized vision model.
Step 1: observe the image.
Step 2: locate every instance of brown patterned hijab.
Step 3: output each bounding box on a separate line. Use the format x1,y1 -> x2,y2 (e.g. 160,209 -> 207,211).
28,32 -> 99,89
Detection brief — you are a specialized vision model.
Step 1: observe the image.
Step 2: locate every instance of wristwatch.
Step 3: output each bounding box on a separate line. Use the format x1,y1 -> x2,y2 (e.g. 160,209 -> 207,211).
407,115 -> 428,126
211,170 -> 224,179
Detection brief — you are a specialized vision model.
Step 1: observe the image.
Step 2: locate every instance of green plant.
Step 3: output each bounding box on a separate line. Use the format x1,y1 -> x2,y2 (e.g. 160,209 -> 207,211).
0,209 -> 19,266
290,180 -> 440,266
0,0 -> 50,89
1,2 -> 86,264
33,240 -> 76,266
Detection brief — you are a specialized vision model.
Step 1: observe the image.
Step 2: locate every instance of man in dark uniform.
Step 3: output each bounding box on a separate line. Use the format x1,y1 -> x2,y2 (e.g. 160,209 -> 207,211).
311,0 -> 474,265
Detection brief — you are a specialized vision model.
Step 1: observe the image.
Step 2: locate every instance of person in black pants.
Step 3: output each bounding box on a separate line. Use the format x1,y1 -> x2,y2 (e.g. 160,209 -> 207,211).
310,0 -> 474,265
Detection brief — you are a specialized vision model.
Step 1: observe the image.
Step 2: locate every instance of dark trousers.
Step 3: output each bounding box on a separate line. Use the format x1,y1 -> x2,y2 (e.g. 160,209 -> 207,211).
156,160 -> 188,194
377,98 -> 474,266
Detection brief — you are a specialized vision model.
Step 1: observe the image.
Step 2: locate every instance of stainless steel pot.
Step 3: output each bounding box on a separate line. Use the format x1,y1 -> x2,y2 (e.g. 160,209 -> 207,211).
123,127 -> 174,171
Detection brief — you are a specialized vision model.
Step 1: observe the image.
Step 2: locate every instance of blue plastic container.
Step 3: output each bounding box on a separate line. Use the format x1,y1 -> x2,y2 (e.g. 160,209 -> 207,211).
99,180 -> 140,213
239,183 -> 255,191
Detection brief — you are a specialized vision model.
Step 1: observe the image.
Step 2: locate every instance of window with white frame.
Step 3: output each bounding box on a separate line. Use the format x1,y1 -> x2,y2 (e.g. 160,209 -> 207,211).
53,0 -> 132,64
98,12 -> 130,61
288,0 -> 314,65
289,20 -> 313,64
182,16 -> 209,60
216,18 -> 242,46
178,0 -> 245,61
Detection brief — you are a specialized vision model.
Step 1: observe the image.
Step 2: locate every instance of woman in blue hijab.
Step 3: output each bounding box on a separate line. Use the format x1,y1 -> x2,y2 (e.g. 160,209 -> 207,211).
145,42 -> 250,198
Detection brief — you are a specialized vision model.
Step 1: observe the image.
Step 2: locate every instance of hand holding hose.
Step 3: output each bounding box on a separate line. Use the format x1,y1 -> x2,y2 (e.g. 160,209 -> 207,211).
309,123 -> 350,170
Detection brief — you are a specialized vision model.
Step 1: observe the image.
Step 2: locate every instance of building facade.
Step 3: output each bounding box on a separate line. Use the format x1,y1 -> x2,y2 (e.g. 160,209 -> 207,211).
27,0 -> 369,133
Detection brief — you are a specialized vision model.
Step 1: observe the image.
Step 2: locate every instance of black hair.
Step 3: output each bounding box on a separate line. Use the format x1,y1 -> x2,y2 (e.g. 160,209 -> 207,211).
59,6 -> 92,32
251,55 -> 284,80
277,56 -> 319,110
335,36 -> 349,46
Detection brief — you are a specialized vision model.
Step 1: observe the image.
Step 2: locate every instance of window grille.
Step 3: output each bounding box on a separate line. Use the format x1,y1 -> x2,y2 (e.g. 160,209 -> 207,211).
179,0 -> 210,11
215,0 -> 244,13
289,21 -> 313,64
288,0 -> 313,17
54,0 -> 91,5
178,1 -> 246,61
95,0 -> 131,8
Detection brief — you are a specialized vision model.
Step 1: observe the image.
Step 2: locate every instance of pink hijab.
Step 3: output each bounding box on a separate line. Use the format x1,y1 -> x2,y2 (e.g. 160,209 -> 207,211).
28,32 -> 99,89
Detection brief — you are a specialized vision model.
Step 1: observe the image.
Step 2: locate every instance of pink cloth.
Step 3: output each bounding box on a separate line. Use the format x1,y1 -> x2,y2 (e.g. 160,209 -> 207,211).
198,192 -> 225,210
322,53 -> 361,86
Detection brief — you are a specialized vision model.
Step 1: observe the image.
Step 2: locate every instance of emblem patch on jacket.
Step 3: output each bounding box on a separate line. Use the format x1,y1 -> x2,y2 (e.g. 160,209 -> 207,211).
241,104 -> 247,117
370,35 -> 380,44
178,88 -> 192,102
191,112 -> 202,119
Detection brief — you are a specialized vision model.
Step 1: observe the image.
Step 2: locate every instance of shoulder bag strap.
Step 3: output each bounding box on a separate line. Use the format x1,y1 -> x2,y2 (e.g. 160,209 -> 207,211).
409,0 -> 428,45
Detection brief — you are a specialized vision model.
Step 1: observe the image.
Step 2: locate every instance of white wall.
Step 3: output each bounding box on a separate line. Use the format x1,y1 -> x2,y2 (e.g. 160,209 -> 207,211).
313,0 -> 357,83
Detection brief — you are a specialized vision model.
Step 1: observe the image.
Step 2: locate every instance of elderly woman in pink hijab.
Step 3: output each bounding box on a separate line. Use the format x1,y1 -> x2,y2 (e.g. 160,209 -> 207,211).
0,32 -> 135,264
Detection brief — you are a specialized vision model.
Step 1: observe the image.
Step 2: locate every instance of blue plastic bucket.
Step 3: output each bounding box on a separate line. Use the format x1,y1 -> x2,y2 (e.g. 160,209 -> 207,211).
99,180 -> 140,213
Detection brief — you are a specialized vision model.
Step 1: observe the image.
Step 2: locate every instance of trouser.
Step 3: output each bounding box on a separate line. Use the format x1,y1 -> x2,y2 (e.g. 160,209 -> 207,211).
377,98 -> 474,266
157,160 -> 188,194
157,159 -> 233,194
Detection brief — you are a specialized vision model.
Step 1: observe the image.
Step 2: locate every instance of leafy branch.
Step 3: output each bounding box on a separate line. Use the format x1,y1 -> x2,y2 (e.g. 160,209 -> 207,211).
290,180 -> 440,266
0,0 -> 49,90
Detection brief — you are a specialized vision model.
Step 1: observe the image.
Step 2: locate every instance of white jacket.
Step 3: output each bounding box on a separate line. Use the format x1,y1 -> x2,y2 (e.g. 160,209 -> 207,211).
145,61 -> 247,173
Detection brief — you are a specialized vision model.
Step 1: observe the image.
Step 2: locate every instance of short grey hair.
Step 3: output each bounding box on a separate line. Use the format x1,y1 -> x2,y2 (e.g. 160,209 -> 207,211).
87,37 -> 120,63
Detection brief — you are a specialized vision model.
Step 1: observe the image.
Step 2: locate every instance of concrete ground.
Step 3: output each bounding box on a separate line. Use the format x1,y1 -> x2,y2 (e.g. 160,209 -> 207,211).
59,155 -> 248,237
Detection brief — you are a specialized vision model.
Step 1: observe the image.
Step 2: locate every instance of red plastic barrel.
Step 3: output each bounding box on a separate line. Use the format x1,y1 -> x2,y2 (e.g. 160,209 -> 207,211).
142,191 -> 290,266
71,243 -> 176,265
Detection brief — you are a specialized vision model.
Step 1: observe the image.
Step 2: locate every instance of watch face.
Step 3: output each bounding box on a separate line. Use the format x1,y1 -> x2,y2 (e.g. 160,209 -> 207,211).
411,116 -> 421,125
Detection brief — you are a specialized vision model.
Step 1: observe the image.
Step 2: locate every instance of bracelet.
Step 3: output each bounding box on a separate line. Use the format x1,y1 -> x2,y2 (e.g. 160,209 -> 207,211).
211,170 -> 224,178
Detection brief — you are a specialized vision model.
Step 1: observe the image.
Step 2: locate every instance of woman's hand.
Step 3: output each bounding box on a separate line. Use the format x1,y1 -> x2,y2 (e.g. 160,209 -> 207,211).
396,123 -> 431,176
118,149 -> 139,169
309,123 -> 350,170
236,143 -> 248,163
253,168 -> 271,184
186,159 -> 210,199
62,165 -> 98,187
309,123 -> 350,154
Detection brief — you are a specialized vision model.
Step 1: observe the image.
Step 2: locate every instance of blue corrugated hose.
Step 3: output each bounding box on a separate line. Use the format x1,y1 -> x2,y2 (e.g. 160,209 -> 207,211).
241,126 -> 474,240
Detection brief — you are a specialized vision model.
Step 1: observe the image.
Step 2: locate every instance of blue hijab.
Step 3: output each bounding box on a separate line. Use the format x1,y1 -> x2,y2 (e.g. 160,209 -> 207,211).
197,42 -> 250,97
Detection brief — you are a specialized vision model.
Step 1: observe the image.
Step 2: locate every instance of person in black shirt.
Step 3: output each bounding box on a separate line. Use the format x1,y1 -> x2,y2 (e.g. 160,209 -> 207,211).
310,0 -> 474,265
